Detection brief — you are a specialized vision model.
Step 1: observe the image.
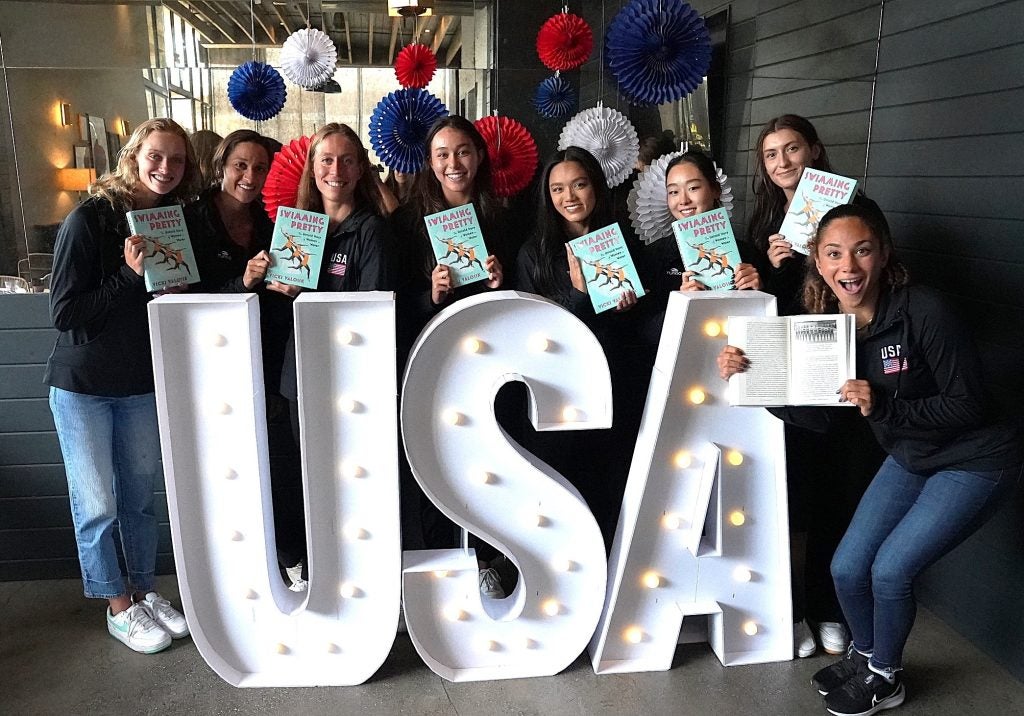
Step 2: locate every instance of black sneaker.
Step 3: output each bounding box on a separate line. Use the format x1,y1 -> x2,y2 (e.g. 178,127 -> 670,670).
812,644 -> 870,695
825,670 -> 905,716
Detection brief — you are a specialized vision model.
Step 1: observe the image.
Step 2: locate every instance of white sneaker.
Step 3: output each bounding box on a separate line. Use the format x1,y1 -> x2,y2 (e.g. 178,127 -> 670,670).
107,603 -> 172,654
818,621 -> 850,655
285,562 -> 308,593
795,619 -> 817,658
478,568 -> 505,599
140,592 -> 190,639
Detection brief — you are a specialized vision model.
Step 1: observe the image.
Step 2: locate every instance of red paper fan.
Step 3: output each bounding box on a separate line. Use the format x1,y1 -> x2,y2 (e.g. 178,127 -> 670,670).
395,43 -> 438,89
536,12 -> 593,71
473,115 -> 538,198
262,135 -> 311,221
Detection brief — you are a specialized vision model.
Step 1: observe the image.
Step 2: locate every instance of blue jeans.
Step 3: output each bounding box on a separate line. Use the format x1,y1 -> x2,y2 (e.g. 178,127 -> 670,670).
831,455 -> 1020,671
49,387 -> 162,599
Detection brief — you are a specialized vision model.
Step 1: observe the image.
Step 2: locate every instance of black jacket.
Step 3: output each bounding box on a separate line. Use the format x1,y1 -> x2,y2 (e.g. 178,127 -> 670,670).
186,187 -> 275,293
778,285 -> 1020,474
45,195 -> 158,396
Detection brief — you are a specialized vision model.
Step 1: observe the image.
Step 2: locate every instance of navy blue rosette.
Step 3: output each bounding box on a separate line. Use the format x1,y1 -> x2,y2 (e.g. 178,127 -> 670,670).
227,61 -> 287,120
605,0 -> 712,106
534,74 -> 577,119
368,88 -> 449,174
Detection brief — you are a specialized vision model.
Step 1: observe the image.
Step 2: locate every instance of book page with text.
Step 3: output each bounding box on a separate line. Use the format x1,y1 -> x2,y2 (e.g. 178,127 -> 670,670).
788,315 -> 855,405
725,317 -> 790,406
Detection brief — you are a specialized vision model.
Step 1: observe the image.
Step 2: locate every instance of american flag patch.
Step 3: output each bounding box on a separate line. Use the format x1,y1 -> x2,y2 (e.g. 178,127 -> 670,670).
328,259 -> 347,277
882,357 -> 907,374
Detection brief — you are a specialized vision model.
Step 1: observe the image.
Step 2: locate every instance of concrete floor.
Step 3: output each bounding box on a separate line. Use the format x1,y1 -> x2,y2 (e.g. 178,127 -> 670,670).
3,578 -> 1023,716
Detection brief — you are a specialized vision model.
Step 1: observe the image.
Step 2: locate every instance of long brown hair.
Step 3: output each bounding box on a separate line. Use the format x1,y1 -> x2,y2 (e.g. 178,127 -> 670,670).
748,114 -> 831,251
90,118 -> 199,210
296,123 -> 385,217
802,203 -> 909,314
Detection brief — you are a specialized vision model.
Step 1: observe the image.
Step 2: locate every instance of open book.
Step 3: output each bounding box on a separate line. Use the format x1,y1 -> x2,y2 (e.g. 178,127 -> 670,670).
725,314 -> 856,406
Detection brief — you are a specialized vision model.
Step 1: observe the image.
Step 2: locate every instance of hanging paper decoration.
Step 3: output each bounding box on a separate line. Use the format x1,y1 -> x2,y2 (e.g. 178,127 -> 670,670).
604,0 -> 712,106
557,106 -> 639,188
394,43 -> 438,89
368,88 -> 448,174
280,28 -> 338,89
262,135 -> 311,221
627,150 -> 735,245
473,115 -> 539,198
536,11 -> 593,71
534,74 -> 577,119
227,61 -> 287,121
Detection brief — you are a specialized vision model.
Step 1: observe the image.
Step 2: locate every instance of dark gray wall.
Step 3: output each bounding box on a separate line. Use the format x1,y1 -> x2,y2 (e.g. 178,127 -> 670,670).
683,0 -> 1024,681
0,294 -> 174,581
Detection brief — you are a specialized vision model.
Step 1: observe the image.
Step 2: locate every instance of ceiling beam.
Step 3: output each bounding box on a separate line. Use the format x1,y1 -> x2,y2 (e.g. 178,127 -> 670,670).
431,15 -> 451,55
445,25 -> 462,67
261,0 -> 294,35
367,12 -> 375,65
167,0 -> 237,43
342,12 -> 353,65
196,0 -> 254,44
388,17 -> 400,65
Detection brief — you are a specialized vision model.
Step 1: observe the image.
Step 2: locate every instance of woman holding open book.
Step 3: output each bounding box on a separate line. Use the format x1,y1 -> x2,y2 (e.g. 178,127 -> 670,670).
718,203 -> 1021,716
45,118 -> 198,654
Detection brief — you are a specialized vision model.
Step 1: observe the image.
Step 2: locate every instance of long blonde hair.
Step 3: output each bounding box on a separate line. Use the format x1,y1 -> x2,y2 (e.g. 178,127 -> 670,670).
90,118 -> 200,209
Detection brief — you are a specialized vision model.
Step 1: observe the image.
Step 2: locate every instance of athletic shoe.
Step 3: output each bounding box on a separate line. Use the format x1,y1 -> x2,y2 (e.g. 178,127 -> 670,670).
479,568 -> 505,599
140,592 -> 190,638
107,603 -> 171,654
812,643 -> 870,695
819,621 -> 851,655
825,670 -> 905,716
795,619 -> 817,658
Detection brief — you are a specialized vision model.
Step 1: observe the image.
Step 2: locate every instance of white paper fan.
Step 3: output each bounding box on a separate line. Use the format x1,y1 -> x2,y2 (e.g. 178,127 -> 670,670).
280,28 -> 338,89
557,105 -> 639,188
628,151 -> 736,245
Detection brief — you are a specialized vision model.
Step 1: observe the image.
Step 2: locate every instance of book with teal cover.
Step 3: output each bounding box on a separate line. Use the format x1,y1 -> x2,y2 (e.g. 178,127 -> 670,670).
266,206 -> 329,289
425,203 -> 490,288
671,207 -> 741,290
566,222 -> 646,313
778,168 -> 858,254
126,205 -> 200,292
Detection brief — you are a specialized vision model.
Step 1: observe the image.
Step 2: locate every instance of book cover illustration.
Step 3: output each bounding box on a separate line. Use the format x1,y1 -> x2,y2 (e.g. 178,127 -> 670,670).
567,222 -> 646,313
425,203 -> 490,288
126,205 -> 200,292
777,168 -> 858,254
671,207 -> 741,290
267,206 -> 329,289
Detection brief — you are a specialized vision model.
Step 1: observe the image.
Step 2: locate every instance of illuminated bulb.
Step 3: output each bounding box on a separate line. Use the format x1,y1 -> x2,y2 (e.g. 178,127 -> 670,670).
462,336 -> 483,353
561,406 -> 579,422
245,589 -> 259,600
443,409 -> 463,426
341,461 -> 363,479
729,510 -> 746,527
662,513 -> 683,530
703,320 -> 722,337
211,333 -> 228,346
535,514 -> 549,528
687,387 -> 706,405
727,450 -> 744,466
483,639 -> 499,652
223,467 -> 238,480
522,637 -> 537,650
275,643 -> 290,654
230,530 -> 244,541
434,570 -> 451,578
743,621 -> 758,636
339,582 -> 357,598
443,605 -> 465,621
528,334 -> 550,352
336,328 -> 354,345
642,571 -> 662,589
326,643 -> 341,654
216,402 -> 232,415
475,470 -> 492,485
338,396 -> 359,413
733,566 -> 753,583
673,450 -> 692,468
624,626 -> 644,644
553,556 -> 574,572
542,599 -> 560,617
344,524 -> 367,540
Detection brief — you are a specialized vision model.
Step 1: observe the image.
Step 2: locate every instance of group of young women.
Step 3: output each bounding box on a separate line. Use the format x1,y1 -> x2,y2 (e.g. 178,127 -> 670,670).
47,111 -> 1019,716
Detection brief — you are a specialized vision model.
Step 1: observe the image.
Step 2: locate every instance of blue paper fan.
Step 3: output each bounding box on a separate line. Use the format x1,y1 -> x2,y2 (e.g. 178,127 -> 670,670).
368,88 -> 449,174
605,0 -> 712,107
534,74 -> 577,119
227,61 -> 287,120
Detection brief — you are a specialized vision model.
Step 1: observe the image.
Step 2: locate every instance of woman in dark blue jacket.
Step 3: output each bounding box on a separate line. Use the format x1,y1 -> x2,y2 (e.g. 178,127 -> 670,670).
719,203 -> 1021,716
